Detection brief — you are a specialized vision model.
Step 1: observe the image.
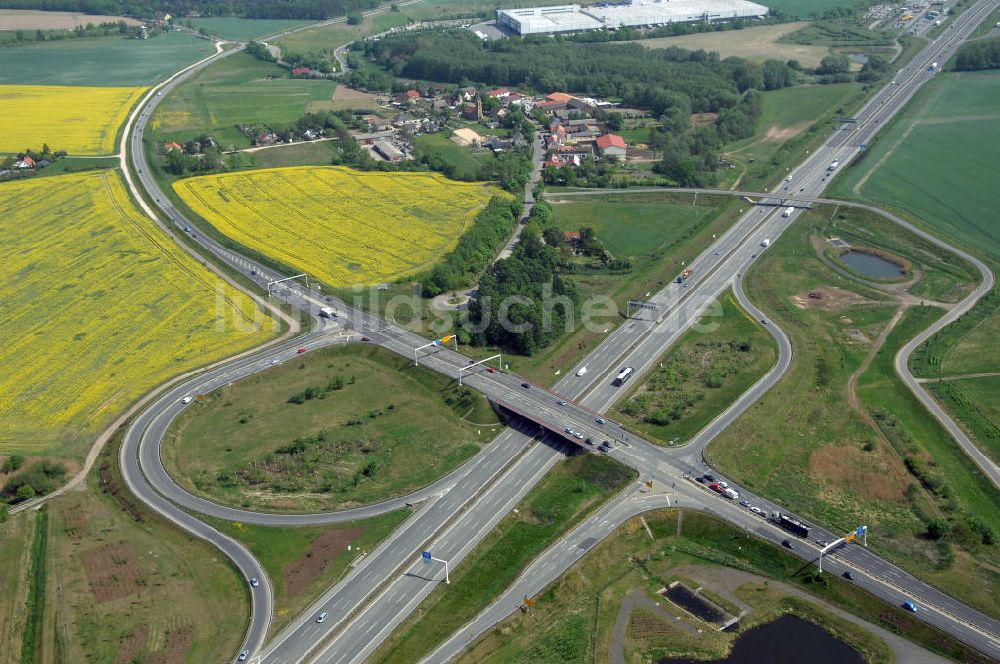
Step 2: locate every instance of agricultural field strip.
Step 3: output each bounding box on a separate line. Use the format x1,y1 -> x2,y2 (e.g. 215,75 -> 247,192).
173,166 -> 497,286
0,84 -> 146,155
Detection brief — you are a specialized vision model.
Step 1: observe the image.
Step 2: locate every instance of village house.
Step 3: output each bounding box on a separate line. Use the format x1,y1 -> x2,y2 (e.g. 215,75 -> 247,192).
14,155 -> 35,169
373,140 -> 404,163
163,141 -> 183,153
595,133 -> 627,158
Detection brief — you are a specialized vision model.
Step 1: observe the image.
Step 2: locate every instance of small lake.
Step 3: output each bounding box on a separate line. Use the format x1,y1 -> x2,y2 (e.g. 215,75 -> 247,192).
659,614 -> 865,664
840,250 -> 905,279
847,53 -> 870,65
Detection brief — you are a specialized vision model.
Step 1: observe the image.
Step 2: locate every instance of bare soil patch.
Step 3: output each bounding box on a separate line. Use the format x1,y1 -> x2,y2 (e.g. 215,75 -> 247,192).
790,286 -> 874,311
0,9 -> 140,30
115,625 -> 148,664
765,121 -> 810,142
690,112 -> 719,126
284,526 -> 365,598
147,626 -> 193,664
57,497 -> 88,542
809,444 -> 910,503
80,542 -> 144,603
307,85 -> 386,113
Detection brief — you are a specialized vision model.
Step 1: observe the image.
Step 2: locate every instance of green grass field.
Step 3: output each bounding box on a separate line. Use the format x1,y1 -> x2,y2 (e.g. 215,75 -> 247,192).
614,292 -> 778,446
831,71 -> 1000,262
455,510 -> 982,664
369,453 -> 636,664
0,32 -> 216,86
708,210 -> 1000,618
149,51 -> 336,148
164,343 -> 499,513
244,139 -> 341,169
928,376 -> 1000,464
763,0 -> 864,16
207,510 -> 408,636
412,132 -> 492,180
725,83 -> 866,191
186,17 -> 309,40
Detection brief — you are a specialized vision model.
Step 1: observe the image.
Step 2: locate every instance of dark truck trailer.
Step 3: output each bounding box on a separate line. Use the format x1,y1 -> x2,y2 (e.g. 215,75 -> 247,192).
772,511 -> 810,538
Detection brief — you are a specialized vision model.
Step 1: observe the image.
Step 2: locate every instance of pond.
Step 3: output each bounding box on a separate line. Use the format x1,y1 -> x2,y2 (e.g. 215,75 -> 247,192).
840,250 -> 906,279
659,614 -> 865,664
847,53 -> 870,65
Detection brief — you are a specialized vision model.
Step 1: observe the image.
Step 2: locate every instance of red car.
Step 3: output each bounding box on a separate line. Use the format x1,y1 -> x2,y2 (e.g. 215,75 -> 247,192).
297,348 -> 307,354
487,367 -> 496,374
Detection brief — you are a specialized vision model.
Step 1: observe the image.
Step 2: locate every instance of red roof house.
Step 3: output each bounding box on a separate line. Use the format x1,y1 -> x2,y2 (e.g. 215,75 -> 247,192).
292,66 -> 312,75
163,141 -> 183,153
594,133 -> 627,157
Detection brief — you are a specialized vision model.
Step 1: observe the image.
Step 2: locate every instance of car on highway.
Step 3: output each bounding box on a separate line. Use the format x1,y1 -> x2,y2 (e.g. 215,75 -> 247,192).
703,473 -> 716,482
750,506 -> 764,515
718,481 -> 728,488
270,358 -> 279,365
596,417 -> 606,424
521,382 -> 530,388
585,437 -> 594,445
361,336 -> 371,342
564,427 -> 574,434
715,250 -> 721,255
739,500 -> 750,507
557,399 -> 566,406
903,601 -> 919,613
783,539 -> 794,549
761,319 -> 768,325
573,432 -> 584,439
238,650 -> 249,661
250,577 -> 259,587
297,347 -> 307,354
696,475 -> 707,483
844,571 -> 854,580
180,396 -> 193,404
816,539 -> 829,547
576,366 -> 588,377
487,367 -> 496,373
316,612 -> 328,623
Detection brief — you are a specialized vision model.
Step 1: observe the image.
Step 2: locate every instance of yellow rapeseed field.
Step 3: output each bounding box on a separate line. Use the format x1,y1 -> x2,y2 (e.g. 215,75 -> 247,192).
0,84 -> 146,155
173,166 -> 501,286
0,172 -> 278,457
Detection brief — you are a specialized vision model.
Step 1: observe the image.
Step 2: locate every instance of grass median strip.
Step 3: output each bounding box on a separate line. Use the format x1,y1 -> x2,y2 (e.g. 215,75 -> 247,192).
369,453 -> 637,663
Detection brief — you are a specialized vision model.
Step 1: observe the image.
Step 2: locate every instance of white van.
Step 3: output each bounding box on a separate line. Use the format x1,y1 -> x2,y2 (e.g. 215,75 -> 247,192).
316,612 -> 328,623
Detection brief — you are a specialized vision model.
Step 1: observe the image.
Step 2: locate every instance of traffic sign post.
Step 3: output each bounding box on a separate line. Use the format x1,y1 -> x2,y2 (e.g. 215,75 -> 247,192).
421,551 -> 450,584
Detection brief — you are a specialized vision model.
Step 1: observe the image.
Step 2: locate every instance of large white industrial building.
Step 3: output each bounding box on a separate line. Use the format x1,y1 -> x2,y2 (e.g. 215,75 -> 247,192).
497,0 -> 769,36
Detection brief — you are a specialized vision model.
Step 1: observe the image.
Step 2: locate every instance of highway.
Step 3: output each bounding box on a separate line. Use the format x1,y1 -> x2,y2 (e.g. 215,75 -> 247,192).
112,1 -> 1000,661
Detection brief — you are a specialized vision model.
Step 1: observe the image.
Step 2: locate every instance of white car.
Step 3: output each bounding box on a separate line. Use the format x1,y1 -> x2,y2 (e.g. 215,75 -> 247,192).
576,367 -> 588,377
180,396 -> 193,404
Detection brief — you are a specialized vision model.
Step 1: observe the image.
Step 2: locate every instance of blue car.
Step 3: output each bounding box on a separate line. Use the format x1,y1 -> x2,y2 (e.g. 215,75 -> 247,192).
903,601 -> 919,613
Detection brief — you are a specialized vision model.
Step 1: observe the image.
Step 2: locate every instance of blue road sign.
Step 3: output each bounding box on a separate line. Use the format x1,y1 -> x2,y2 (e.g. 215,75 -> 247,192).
422,551 -> 432,561
857,526 -> 866,537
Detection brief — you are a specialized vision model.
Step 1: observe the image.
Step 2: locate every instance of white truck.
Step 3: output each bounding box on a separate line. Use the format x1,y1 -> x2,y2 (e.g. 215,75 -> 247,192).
760,238 -> 771,248
827,159 -> 840,171
782,206 -> 794,218
319,307 -> 338,318
723,487 -> 739,500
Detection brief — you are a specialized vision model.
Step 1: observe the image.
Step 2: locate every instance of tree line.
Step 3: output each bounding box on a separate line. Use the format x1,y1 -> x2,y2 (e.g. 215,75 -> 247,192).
361,30 -> 798,117
0,0 -> 379,20
955,38 -> 1000,71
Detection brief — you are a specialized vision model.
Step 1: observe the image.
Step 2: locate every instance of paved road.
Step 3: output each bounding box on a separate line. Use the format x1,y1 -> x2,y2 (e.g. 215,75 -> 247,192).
116,1 -> 1000,660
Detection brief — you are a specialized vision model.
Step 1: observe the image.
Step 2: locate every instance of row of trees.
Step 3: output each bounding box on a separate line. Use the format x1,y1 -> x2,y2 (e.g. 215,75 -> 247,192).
0,0 -> 379,20
361,30 -> 799,116
0,19 -> 150,46
955,38 -> 1000,71
421,197 -> 520,297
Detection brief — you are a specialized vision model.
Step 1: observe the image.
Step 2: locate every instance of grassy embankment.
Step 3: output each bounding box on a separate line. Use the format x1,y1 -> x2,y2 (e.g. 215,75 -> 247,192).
207,510 -> 409,636
165,343 -> 500,513
369,453 -> 637,663
455,510 -> 988,664
708,208 -> 1000,617
614,291 -> 778,446
829,70 -> 1000,467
